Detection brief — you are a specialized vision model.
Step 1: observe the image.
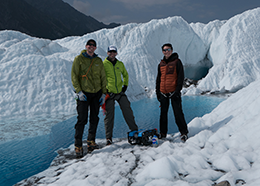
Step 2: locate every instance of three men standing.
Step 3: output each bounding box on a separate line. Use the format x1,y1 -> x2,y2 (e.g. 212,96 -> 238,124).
71,40 -> 188,157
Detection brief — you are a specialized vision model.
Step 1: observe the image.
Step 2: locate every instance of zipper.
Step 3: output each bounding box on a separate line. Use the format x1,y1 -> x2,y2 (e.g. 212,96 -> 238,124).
113,64 -> 119,93
164,65 -> 167,93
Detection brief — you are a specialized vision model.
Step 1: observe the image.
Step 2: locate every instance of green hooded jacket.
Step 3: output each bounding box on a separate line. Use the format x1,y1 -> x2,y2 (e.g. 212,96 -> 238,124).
103,57 -> 129,94
71,50 -> 107,94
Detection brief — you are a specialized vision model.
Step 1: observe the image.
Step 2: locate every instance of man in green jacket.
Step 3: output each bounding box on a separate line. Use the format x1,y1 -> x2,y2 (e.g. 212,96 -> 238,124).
71,39 -> 107,157
103,45 -> 138,145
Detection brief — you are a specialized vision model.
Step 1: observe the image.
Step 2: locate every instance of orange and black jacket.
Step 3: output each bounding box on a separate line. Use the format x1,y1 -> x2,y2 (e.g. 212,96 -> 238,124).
156,53 -> 184,94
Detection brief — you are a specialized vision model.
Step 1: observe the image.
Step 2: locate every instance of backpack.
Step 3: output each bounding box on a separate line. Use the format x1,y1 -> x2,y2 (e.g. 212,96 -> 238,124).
128,129 -> 158,145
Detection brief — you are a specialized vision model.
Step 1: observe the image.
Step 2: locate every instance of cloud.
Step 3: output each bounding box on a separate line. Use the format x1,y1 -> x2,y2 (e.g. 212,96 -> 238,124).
111,0 -> 183,9
72,0 -> 91,15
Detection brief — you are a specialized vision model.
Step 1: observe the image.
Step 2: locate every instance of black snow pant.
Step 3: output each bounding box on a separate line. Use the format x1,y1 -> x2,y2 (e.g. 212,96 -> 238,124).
74,90 -> 102,147
159,92 -> 188,135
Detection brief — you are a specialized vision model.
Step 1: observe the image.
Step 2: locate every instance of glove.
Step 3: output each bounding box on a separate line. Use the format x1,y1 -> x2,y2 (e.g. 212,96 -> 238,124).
122,85 -> 128,93
156,92 -> 161,102
78,91 -> 87,101
108,92 -> 115,99
99,94 -> 106,106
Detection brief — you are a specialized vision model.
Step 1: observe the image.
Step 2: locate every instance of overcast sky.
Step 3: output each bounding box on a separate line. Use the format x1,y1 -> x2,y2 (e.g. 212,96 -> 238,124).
62,0 -> 260,25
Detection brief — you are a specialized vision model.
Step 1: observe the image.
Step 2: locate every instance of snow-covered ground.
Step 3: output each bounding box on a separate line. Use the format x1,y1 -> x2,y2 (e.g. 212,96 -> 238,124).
17,79 -> 260,186
1,6 -> 260,186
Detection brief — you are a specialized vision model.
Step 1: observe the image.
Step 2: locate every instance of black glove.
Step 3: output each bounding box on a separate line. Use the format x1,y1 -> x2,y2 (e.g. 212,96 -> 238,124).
156,92 -> 161,102
108,92 -> 115,99
122,85 -> 127,93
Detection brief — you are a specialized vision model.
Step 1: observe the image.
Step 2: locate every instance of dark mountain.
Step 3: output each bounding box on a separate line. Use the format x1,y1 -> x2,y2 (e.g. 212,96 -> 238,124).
0,0 -> 120,40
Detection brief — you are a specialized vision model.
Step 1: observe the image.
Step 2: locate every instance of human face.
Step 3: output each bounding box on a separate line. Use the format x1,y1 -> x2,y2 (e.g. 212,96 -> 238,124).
107,50 -> 117,60
86,42 -> 96,55
162,47 -> 172,59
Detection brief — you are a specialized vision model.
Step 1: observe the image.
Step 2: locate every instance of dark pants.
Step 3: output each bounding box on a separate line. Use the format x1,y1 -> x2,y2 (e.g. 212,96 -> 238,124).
74,90 -> 102,147
159,93 -> 188,135
104,92 -> 138,139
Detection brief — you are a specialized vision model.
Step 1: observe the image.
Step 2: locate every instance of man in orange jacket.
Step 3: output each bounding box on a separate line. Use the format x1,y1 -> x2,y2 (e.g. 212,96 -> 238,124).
156,43 -> 188,142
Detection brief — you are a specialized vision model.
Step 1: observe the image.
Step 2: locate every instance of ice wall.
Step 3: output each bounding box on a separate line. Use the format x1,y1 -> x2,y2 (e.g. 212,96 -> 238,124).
56,16 -> 208,94
189,8 -> 260,93
1,7 -> 260,121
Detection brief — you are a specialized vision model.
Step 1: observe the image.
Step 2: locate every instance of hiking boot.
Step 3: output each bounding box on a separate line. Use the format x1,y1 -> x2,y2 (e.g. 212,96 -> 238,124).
158,133 -> 166,139
75,146 -> 83,158
180,134 -> 188,143
87,140 -> 99,152
106,138 -> 113,146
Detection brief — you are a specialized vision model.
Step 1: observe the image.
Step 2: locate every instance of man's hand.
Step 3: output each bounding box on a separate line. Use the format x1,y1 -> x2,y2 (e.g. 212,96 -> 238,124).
78,91 -> 87,101
122,85 -> 128,93
99,94 -> 106,106
108,92 -> 115,99
156,92 -> 161,102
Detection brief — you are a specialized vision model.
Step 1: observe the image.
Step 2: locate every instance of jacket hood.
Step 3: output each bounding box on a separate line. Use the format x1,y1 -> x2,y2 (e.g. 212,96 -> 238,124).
163,52 -> 179,63
81,50 -> 98,59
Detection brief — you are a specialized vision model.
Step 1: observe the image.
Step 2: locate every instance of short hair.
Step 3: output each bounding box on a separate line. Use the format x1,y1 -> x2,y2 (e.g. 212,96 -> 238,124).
161,43 -> 173,50
86,39 -> 96,47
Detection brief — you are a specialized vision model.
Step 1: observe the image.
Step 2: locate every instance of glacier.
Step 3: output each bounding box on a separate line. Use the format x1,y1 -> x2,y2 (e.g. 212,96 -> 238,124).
1,6 -> 260,186
1,8 -> 260,125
